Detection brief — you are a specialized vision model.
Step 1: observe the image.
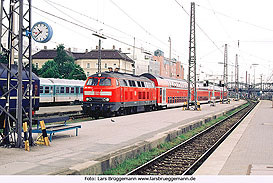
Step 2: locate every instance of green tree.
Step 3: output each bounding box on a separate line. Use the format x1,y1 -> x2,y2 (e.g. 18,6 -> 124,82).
68,64 -> 87,80
53,44 -> 86,80
0,52 -> 8,64
39,45 -> 86,80
32,63 -> 39,76
39,60 -> 60,78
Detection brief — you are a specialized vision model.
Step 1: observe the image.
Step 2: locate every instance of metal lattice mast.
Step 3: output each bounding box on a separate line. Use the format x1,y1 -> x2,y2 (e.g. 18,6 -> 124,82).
223,44 -> 228,100
235,54 -> 239,96
0,0 -> 33,147
187,2 -> 197,110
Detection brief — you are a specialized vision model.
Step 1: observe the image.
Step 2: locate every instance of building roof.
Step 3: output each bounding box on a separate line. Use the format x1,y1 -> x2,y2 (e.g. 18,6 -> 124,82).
78,49 -> 134,62
32,49 -> 134,63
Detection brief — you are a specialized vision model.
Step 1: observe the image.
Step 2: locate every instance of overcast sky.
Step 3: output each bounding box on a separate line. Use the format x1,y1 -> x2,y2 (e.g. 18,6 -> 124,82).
31,0 -> 273,83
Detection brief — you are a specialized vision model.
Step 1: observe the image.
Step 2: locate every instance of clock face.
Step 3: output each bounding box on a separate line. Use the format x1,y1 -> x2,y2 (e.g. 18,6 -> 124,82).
31,22 -> 53,43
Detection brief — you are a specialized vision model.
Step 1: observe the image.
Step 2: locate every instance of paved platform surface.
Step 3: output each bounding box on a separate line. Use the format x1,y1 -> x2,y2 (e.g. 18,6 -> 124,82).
195,100 -> 273,175
0,100 -> 244,175
36,105 -> 82,115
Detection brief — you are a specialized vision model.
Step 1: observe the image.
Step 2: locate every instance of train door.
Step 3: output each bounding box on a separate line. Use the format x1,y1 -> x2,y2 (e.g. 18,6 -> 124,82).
51,86 -> 55,103
75,87 -> 79,101
162,88 -> 166,105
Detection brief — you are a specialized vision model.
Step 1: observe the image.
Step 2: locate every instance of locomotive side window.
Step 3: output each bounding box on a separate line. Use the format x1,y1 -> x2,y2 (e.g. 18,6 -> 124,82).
86,78 -> 98,86
35,84 -> 38,95
129,80 -> 136,87
137,81 -> 141,87
99,78 -> 111,86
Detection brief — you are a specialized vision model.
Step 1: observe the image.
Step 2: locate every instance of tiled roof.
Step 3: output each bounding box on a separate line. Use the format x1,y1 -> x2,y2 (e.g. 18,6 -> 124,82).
32,49 -> 134,63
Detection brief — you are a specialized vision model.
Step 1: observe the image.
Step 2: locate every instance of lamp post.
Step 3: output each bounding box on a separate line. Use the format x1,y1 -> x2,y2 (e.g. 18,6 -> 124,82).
252,63 -> 259,89
92,32 -> 106,73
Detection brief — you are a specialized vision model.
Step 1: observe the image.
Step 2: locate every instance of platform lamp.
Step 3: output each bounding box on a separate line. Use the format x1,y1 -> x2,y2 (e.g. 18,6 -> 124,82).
252,63 -> 259,89
93,31 -> 107,73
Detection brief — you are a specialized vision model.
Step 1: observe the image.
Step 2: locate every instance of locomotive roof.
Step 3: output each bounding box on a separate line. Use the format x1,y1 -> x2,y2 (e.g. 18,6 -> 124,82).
88,72 -> 152,82
0,64 -> 39,80
141,73 -> 187,83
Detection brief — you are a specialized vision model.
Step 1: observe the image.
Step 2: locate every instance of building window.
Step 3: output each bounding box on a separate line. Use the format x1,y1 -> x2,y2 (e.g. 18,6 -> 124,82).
35,63 -> 39,68
87,63 -> 90,68
87,72 -> 90,76
105,63 -> 107,69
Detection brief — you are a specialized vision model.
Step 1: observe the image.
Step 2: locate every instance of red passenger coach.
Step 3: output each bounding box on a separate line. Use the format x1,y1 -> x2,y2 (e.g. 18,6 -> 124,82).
82,72 -> 156,117
141,73 -> 188,108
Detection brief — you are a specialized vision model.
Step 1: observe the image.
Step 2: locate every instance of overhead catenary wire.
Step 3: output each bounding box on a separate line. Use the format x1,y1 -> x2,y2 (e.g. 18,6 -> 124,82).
174,0 -> 223,54
43,0 -> 185,59
197,3 -> 273,33
31,5 -> 144,51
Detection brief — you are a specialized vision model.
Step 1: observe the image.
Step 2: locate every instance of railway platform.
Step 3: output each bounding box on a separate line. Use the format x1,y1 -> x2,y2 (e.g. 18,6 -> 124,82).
195,100 -> 273,175
0,100 -> 245,175
36,105 -> 82,117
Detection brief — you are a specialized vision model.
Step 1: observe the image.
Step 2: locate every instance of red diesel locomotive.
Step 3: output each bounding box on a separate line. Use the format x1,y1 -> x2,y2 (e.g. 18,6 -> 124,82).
82,72 -> 227,117
82,72 -> 156,117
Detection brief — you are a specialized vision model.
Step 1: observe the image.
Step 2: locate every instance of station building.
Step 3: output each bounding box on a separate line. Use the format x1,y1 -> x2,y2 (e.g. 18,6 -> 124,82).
153,49 -> 184,80
32,46 -> 134,77
32,47 -> 184,79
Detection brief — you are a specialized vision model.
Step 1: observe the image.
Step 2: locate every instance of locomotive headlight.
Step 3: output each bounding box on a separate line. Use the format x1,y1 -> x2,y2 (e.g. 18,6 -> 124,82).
103,98 -> 110,102
86,97 -> 92,101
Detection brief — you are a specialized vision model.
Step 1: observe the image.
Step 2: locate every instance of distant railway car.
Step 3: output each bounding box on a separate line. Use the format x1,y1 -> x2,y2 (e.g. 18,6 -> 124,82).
141,73 -> 224,108
83,72 -> 157,117
39,78 -> 85,104
0,64 -> 39,129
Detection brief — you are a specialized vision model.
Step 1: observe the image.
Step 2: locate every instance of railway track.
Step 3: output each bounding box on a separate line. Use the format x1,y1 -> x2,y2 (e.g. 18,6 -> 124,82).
127,100 -> 258,175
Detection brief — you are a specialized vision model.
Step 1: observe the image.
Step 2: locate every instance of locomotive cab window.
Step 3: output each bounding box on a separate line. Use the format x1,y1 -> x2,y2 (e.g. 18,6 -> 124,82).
86,78 -> 98,86
99,78 -> 112,86
120,79 -> 128,86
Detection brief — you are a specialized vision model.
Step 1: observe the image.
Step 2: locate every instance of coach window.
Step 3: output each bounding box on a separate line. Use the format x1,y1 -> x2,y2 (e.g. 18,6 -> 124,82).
80,87 -> 83,93
60,87 -> 64,93
76,87 -> 79,94
56,86 -> 60,94
71,87 -> 75,93
86,78 -> 98,86
45,86 -> 50,94
66,87 -> 70,93
40,86 -> 44,94
99,78 -> 111,86
141,81 -> 145,87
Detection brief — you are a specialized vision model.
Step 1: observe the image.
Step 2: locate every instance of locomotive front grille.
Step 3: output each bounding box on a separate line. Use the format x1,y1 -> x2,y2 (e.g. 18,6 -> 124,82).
86,97 -> 109,102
